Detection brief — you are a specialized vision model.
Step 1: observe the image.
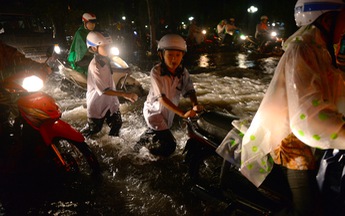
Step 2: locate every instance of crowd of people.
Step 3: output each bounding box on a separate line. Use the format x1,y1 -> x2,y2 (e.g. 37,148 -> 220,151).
1,0 -> 345,214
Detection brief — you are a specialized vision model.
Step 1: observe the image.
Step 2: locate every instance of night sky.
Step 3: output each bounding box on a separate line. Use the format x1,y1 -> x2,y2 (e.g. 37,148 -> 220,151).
1,0 -> 298,39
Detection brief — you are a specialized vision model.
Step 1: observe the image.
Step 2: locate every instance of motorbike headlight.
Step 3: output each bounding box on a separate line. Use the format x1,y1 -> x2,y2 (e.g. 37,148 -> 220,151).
240,35 -> 247,40
110,47 -> 120,56
271,31 -> 277,37
54,44 -> 61,54
202,29 -> 207,35
22,75 -> 44,92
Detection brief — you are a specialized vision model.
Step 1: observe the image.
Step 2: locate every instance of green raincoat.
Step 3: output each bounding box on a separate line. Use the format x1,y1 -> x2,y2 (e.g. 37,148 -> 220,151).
67,25 -> 90,74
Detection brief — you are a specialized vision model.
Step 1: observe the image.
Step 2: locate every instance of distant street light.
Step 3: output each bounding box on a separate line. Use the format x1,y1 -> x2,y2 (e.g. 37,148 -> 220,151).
247,5 -> 258,36
247,6 -> 258,13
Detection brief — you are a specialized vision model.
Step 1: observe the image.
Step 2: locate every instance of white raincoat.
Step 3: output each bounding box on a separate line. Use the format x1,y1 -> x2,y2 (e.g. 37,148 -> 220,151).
240,25 -> 345,187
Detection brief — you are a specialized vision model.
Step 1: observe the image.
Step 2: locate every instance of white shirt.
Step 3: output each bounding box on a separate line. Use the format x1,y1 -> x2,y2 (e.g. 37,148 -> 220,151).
86,54 -> 119,119
217,24 -> 225,35
143,63 -> 195,131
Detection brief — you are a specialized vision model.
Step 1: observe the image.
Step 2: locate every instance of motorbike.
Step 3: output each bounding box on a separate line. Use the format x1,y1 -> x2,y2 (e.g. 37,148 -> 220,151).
0,68 -> 101,179
186,27 -> 219,54
239,31 -> 284,56
182,111 -> 294,215
49,44 -> 144,99
218,29 -> 243,51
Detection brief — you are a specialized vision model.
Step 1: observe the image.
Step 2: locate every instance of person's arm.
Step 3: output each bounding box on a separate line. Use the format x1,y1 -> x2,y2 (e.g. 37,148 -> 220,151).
158,94 -> 196,118
286,42 -> 345,149
103,89 -> 138,103
188,91 -> 204,112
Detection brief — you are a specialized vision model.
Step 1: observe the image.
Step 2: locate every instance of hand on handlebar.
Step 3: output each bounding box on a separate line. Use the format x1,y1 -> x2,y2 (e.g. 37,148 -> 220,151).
183,109 -> 197,118
182,104 -> 204,118
124,92 -> 138,103
193,104 -> 204,112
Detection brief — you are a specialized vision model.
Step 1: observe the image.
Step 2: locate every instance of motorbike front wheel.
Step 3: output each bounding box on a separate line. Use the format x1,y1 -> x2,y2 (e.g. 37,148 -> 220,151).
52,138 -> 101,177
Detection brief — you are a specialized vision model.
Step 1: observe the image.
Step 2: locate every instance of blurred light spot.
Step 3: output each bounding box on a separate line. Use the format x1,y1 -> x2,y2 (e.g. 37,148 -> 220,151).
198,54 -> 209,68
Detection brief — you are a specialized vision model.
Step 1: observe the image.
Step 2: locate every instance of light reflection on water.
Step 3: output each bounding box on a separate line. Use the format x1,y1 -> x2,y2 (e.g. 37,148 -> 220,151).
198,54 -> 210,68
0,52 -> 280,215
237,53 -> 254,68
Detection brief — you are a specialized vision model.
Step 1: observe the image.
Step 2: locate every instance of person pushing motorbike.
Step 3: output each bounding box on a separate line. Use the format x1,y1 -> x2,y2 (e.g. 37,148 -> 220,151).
81,31 -> 138,137
137,34 -> 203,157
234,0 -> 345,215
67,12 -> 97,75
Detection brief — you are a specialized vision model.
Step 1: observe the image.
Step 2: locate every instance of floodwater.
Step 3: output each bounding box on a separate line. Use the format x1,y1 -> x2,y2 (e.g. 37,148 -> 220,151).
0,51 -> 280,215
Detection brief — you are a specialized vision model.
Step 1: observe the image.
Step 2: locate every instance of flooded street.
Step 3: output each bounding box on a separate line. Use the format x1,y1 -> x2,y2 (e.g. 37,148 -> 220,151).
0,51 -> 280,215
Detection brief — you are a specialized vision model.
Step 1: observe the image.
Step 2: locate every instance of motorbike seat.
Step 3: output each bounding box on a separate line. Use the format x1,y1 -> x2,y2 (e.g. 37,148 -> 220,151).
197,111 -> 239,143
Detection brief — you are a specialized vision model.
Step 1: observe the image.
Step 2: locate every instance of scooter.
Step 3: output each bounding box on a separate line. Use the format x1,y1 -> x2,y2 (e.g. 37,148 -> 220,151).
0,68 -> 101,178
239,31 -> 284,56
182,111 -> 291,215
49,44 -> 144,98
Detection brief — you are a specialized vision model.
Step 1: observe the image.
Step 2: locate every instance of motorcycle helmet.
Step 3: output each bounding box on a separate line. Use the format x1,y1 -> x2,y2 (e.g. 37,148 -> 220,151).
295,0 -> 345,27
86,31 -> 112,48
157,34 -> 187,52
82,13 -> 97,23
260,15 -> 268,20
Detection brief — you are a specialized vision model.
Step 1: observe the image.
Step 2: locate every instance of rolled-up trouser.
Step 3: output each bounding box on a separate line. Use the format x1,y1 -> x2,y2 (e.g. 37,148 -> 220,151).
84,110 -> 122,137
138,129 -> 176,157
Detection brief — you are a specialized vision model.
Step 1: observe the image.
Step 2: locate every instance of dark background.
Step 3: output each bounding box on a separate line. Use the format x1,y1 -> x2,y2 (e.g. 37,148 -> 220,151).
1,0 -> 298,48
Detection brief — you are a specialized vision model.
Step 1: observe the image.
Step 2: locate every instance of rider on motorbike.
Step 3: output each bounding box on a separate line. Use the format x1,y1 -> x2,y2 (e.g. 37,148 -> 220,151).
225,18 -> 239,36
223,18 -> 240,46
67,13 -> 97,75
255,15 -> 270,51
187,19 -> 203,45
216,19 -> 227,43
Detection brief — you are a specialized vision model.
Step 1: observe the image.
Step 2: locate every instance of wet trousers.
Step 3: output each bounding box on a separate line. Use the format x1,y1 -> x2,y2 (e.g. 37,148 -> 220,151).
82,110 -> 122,137
276,167 -> 321,216
137,129 -> 176,157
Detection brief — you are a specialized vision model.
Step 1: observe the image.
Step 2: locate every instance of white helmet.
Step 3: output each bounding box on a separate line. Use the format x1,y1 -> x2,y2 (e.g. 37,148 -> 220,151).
295,0 -> 345,27
157,34 -> 187,52
86,31 -> 112,48
82,13 -> 97,23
